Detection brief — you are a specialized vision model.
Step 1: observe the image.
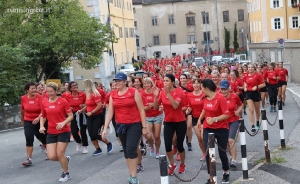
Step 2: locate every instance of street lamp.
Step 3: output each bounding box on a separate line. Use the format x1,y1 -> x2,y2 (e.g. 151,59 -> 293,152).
240,28 -> 244,54
200,6 -> 209,62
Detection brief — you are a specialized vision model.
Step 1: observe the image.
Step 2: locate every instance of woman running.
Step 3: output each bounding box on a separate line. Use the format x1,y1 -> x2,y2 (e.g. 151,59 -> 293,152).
141,77 -> 163,159
257,64 -> 268,109
153,74 -> 187,175
39,82 -> 73,182
64,81 -> 88,153
82,79 -> 113,156
21,82 -> 43,166
102,72 -> 147,184
185,78 -> 206,160
277,62 -> 288,106
219,80 -> 243,169
266,63 -> 279,112
61,82 -> 70,98
198,79 -> 230,184
244,64 -> 265,132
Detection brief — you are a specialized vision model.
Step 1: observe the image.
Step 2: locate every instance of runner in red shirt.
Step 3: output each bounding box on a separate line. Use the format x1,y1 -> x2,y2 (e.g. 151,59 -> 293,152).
198,79 -> 230,183
185,78 -> 206,160
153,74 -> 187,175
39,82 -> 73,182
102,72 -> 147,184
64,81 -> 88,154
36,82 -> 48,100
277,62 -> 289,105
20,82 -> 43,166
219,80 -> 243,169
134,76 -> 144,93
266,63 -> 279,112
61,82 -> 70,98
257,64 -> 268,109
211,70 -> 221,92
244,64 -> 266,132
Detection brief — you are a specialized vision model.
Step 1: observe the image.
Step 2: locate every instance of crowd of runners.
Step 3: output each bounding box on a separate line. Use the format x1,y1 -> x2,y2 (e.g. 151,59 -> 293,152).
20,54 -> 288,184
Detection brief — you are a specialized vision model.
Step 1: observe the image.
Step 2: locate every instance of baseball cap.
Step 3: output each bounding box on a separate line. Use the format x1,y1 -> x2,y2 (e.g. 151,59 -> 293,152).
113,72 -> 127,81
220,80 -> 230,89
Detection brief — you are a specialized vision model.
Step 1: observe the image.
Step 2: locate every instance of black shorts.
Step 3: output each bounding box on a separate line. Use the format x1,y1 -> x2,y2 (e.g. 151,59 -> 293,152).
259,86 -> 267,92
278,81 -> 287,87
46,132 -> 71,144
192,117 -> 204,126
239,93 -> 244,102
245,91 -> 261,102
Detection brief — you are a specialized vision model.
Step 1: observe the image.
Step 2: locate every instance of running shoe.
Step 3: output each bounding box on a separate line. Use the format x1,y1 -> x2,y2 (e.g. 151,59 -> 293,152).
270,107 -> 273,112
222,172 -> 230,183
172,146 -> 177,155
150,147 -> 155,157
76,143 -> 82,152
187,143 -> 193,151
200,154 -> 206,161
107,143 -> 113,154
66,156 -> 71,163
141,146 -> 147,156
92,149 -> 102,156
128,177 -> 139,184
155,153 -> 160,159
120,146 -> 124,152
176,153 -> 181,161
137,164 -> 144,173
178,164 -> 186,174
251,126 -> 256,133
40,144 -> 46,152
22,158 -> 32,166
273,107 -> 277,112
229,159 -> 237,168
58,172 -> 71,182
168,164 -> 177,175
82,146 -> 88,154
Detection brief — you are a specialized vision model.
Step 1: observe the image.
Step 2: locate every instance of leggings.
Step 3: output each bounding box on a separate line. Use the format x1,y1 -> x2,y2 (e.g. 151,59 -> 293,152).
111,115 -> 119,137
24,121 -> 40,146
33,120 -> 47,145
71,112 -> 88,146
87,113 -> 103,141
164,121 -> 187,153
268,84 -> 278,106
117,123 -> 142,159
203,128 -> 229,174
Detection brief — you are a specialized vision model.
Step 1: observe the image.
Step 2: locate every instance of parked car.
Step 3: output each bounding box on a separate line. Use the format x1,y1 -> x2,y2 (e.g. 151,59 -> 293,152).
222,58 -> 238,65
119,63 -> 135,74
211,55 -> 223,65
130,71 -> 145,77
193,57 -> 206,67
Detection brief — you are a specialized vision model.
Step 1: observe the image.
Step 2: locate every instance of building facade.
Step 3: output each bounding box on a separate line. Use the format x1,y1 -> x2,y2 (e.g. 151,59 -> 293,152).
133,0 -> 249,59
248,0 -> 300,82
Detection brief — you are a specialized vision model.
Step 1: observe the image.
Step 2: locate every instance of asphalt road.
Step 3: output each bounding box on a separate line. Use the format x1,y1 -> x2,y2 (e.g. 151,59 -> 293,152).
0,90 -> 299,184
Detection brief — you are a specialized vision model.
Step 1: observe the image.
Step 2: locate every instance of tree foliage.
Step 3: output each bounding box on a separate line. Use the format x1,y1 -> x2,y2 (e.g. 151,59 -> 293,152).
233,22 -> 239,52
0,0 -> 118,82
224,27 -> 230,53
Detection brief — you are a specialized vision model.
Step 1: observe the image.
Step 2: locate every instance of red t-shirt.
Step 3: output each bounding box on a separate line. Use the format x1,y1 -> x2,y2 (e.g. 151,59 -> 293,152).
63,91 -> 86,112
277,68 -> 288,82
187,92 -> 205,118
111,88 -> 141,124
85,93 -> 102,115
140,90 -> 162,117
105,92 -> 112,105
97,88 -> 106,103
61,91 -> 70,99
21,94 -> 43,121
244,73 -> 264,91
225,93 -> 242,123
202,93 -> 229,129
157,88 -> 186,122
41,97 -> 72,134
230,79 -> 243,94
267,70 -> 279,85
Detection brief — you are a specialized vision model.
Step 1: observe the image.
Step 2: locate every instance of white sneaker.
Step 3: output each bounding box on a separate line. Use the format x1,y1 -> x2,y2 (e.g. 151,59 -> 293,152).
58,172 -> 71,182
76,144 -> 82,152
82,146 -> 88,154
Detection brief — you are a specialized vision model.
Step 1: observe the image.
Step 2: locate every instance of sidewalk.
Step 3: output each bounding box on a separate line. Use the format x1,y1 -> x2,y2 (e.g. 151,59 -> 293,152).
236,82 -> 300,184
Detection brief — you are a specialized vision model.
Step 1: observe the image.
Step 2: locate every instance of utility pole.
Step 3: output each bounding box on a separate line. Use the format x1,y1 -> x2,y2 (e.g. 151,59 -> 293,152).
215,0 -> 220,52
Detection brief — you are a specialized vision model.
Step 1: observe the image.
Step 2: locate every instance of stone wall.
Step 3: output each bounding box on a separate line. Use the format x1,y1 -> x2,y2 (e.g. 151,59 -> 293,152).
0,105 -> 22,131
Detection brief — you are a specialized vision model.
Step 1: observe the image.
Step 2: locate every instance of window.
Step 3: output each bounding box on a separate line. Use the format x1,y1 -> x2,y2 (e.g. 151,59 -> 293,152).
290,16 -> 299,28
136,37 -> 140,47
153,35 -> 160,45
125,27 -> 128,38
129,28 -> 134,38
273,0 -> 279,8
168,14 -> 175,24
203,32 -> 210,41
238,10 -> 244,21
87,0 -> 94,7
223,11 -> 229,22
119,27 -> 123,38
134,21 -> 137,30
170,34 -> 176,43
152,16 -> 158,26
202,12 -> 209,24
110,0 -> 113,3
272,18 -> 283,30
291,0 -> 298,7
186,16 -> 195,26
187,35 -> 197,43
259,20 -> 262,31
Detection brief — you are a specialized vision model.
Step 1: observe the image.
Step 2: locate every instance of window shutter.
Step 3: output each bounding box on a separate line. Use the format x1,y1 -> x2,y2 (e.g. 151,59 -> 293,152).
280,17 -> 284,29
258,0 -> 261,10
289,16 -> 293,28
270,0 -> 273,8
279,0 -> 283,7
250,22 -> 252,32
288,0 -> 291,7
298,16 -> 300,28
271,18 -> 275,30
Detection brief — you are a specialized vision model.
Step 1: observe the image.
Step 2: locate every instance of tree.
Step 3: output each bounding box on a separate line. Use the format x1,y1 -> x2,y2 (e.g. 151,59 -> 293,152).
224,27 -> 230,53
0,0 -> 118,82
233,22 -> 239,53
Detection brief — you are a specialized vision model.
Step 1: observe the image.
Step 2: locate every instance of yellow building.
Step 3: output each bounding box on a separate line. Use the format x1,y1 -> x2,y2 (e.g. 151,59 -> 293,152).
66,0 -> 136,90
248,0 -> 300,43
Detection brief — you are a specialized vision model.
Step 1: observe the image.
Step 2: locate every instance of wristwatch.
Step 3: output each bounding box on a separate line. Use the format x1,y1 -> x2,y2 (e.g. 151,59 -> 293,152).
214,117 -> 218,122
